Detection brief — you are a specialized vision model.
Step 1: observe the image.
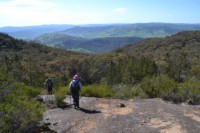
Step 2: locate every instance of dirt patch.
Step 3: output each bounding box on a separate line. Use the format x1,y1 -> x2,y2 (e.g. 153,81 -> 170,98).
148,118 -> 171,128
95,103 -> 132,119
95,103 -> 109,108
148,118 -> 187,133
160,124 -> 187,133
184,112 -> 200,123
77,118 -> 96,133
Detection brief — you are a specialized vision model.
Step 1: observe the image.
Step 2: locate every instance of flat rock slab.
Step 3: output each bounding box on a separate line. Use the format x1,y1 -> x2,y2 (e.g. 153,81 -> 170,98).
43,96 -> 200,133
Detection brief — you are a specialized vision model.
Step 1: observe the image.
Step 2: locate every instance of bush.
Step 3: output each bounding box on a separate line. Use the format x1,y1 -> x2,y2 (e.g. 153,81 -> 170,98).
139,75 -> 200,104
129,86 -> 149,99
0,82 -> 44,133
81,84 -> 114,98
178,79 -> 200,104
12,82 -> 41,97
140,75 -> 178,99
54,87 -> 67,107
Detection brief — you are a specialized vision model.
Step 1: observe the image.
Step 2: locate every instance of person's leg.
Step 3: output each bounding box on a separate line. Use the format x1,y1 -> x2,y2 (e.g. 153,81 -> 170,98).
47,87 -> 50,95
77,93 -> 79,108
49,87 -> 52,95
74,89 -> 79,108
71,89 -> 76,108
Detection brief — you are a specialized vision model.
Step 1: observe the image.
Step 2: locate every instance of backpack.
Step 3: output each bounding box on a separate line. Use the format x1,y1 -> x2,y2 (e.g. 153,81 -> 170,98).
47,79 -> 53,87
71,80 -> 80,90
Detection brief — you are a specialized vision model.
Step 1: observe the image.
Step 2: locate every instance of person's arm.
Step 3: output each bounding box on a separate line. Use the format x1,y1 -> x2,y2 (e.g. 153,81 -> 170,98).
44,79 -> 47,88
67,81 -> 71,95
69,81 -> 72,91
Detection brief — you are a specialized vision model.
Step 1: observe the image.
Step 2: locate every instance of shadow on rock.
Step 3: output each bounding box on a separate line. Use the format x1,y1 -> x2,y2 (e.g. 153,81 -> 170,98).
58,102 -> 73,109
79,107 -> 101,114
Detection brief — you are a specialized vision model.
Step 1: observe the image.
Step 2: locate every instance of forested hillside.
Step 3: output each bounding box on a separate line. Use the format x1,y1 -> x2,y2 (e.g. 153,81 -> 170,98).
1,31 -> 200,132
0,32 -> 88,87
35,33 -> 142,53
114,30 -> 200,82
1,31 -> 200,92
0,32 -> 88,132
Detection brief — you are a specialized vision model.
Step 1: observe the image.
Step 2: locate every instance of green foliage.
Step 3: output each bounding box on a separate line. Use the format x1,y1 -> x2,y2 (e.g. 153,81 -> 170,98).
178,79 -> 200,104
112,85 -> 132,99
129,86 -> 149,99
0,82 -> 44,133
54,87 -> 67,107
1,30 -> 200,107
12,82 -> 41,97
81,84 -> 114,98
113,86 -> 148,99
139,75 -> 200,104
140,75 -> 178,98
190,65 -> 200,80
0,33 -> 87,88
106,56 -> 157,85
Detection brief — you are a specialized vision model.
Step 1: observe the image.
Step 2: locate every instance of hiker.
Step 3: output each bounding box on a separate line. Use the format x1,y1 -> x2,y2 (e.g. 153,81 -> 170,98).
44,77 -> 54,95
69,74 -> 82,109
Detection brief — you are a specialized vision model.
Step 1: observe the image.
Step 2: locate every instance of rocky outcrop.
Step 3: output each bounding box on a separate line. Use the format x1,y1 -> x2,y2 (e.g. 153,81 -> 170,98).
36,95 -> 57,109
43,96 -> 200,133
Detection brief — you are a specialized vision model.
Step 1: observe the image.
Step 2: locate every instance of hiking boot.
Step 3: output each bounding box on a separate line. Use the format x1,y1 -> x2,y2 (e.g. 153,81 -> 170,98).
75,106 -> 80,110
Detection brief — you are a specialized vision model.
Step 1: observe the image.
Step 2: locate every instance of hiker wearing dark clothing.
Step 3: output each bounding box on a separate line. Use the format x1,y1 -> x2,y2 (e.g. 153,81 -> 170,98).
44,78 -> 54,95
69,74 -> 82,109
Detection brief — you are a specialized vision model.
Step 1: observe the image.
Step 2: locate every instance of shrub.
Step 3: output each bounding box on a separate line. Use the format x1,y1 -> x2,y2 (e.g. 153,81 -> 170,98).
178,79 -> 200,104
139,75 -> 200,104
54,87 -> 67,107
81,84 -> 114,98
0,82 -> 44,133
129,86 -> 148,99
12,82 -> 41,97
140,75 -> 178,99
112,86 -> 131,99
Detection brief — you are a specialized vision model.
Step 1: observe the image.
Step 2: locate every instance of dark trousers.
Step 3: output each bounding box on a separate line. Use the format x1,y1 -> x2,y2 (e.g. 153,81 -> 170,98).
71,88 -> 79,107
47,86 -> 52,95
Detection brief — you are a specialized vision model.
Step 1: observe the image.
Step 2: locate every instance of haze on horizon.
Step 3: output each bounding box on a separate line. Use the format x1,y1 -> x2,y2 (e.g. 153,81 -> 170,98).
0,0 -> 200,27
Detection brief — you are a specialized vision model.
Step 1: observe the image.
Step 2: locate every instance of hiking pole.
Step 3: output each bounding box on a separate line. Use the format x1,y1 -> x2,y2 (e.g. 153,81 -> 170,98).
70,94 -> 71,105
68,90 -> 71,105
80,91 -> 83,106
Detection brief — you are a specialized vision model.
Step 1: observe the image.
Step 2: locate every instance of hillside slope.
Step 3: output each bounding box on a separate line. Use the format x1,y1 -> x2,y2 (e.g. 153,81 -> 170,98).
35,33 -> 142,53
114,30 -> 200,61
0,32 -> 88,86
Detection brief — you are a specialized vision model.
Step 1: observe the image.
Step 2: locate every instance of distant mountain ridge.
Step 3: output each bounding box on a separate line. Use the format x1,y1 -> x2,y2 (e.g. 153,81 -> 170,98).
60,23 -> 200,38
0,24 -> 75,39
1,23 -> 200,40
1,23 -> 200,53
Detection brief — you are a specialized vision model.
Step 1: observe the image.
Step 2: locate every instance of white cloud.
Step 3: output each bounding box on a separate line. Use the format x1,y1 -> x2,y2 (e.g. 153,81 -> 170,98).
3,0 -> 56,10
0,0 -> 67,26
0,0 -> 129,26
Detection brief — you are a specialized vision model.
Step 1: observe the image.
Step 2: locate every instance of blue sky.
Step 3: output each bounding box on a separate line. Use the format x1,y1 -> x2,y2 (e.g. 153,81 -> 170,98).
0,0 -> 200,27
